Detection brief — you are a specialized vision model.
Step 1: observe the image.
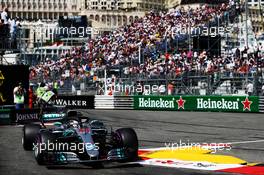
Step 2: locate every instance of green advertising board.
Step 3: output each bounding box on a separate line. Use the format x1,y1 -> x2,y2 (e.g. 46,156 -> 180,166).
134,96 -> 259,112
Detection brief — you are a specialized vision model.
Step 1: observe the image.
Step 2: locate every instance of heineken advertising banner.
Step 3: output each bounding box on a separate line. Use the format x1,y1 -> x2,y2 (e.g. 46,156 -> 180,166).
134,96 -> 259,112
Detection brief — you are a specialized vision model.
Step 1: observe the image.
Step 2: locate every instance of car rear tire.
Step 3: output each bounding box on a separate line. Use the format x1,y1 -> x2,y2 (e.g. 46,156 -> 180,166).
23,124 -> 41,151
115,128 -> 138,162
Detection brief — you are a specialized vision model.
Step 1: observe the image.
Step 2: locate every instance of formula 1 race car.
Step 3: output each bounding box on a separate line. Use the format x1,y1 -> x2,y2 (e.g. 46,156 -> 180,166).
22,110 -> 138,167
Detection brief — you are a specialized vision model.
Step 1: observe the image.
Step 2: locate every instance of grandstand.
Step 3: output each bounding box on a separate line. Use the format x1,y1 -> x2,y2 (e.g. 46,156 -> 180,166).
1,1 -> 263,96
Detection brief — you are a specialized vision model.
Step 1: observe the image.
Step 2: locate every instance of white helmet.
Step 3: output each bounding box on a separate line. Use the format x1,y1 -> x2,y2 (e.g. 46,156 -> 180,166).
69,120 -> 79,128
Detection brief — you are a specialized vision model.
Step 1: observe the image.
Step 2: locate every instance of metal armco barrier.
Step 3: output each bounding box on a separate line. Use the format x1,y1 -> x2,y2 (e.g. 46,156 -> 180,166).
0,105 -> 15,125
259,96 -> 264,113
95,95 -> 133,109
1,95 -> 263,125
134,96 -> 259,113
0,109 -> 11,125
0,106 -> 67,125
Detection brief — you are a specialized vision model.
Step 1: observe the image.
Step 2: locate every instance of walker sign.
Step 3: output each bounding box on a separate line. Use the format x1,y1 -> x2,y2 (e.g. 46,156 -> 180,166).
52,95 -> 95,109
134,96 -> 259,112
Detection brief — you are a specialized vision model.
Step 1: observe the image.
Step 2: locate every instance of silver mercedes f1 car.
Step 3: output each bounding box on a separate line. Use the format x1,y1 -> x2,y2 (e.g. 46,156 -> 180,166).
22,110 -> 138,168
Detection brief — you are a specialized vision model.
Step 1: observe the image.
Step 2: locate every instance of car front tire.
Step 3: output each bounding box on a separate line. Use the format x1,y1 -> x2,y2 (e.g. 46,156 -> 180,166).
115,128 -> 138,162
23,124 -> 41,150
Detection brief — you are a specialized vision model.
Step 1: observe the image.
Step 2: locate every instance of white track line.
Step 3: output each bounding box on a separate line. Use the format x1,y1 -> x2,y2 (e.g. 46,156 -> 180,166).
228,140 -> 264,145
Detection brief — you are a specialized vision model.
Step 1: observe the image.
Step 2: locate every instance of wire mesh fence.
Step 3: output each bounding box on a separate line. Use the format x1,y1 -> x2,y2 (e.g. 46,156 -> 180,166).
29,71 -> 264,96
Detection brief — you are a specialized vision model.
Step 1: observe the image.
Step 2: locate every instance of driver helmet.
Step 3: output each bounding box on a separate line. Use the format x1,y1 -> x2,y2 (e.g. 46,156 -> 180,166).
69,120 -> 79,128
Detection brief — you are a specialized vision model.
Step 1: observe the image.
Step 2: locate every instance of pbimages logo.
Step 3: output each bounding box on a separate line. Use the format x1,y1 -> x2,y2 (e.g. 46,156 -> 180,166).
99,84 -> 167,95
33,26 -> 99,38
171,26 -> 232,37
165,140 -> 232,153
33,141 -> 100,154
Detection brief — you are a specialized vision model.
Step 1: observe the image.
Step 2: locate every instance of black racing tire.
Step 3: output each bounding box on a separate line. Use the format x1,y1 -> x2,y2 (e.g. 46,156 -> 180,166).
34,131 -> 55,165
23,124 -> 41,151
115,128 -> 138,162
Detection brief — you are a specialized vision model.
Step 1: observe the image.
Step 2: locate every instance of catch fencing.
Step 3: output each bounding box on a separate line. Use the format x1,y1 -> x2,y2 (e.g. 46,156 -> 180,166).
29,72 -> 264,96
95,72 -> 264,96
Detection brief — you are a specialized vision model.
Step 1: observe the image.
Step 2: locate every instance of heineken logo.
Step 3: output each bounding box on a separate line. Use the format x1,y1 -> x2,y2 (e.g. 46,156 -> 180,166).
197,97 -> 253,111
139,98 -> 175,108
197,98 -> 240,110
138,96 -> 186,109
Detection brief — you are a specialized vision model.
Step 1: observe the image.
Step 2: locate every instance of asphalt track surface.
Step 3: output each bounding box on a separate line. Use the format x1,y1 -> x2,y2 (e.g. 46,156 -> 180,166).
1,110 -> 264,175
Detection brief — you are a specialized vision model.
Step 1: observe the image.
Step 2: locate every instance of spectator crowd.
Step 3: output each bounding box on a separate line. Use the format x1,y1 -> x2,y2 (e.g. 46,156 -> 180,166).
0,8 -> 21,49
26,1 -> 264,85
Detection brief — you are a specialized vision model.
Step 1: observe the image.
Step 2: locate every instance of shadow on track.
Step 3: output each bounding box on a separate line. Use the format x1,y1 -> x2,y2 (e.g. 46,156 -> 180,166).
46,163 -> 143,170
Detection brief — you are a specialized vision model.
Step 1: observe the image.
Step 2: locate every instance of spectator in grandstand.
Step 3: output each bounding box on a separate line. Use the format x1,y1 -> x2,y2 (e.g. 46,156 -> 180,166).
1,8 -> 8,24
246,82 -> 254,96
235,48 -> 240,58
168,82 -> 174,95
52,81 -> 59,96
10,18 -> 18,49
